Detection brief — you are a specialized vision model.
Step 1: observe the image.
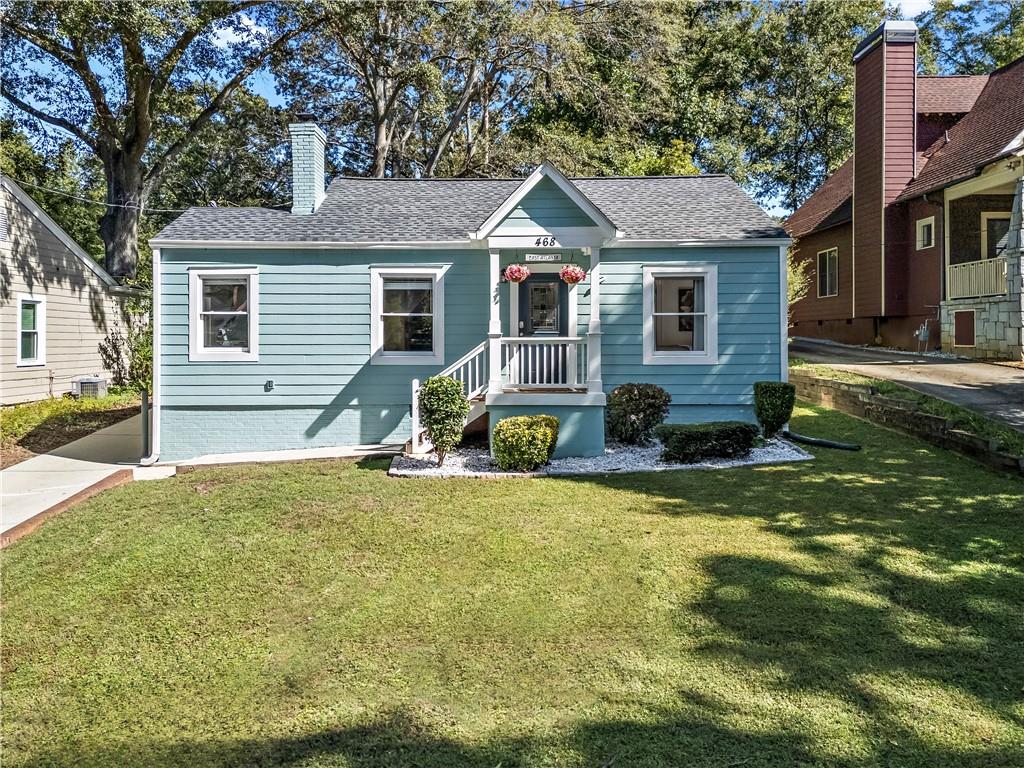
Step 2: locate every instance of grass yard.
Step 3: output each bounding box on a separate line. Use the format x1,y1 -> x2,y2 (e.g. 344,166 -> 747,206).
791,359 -> 1024,457
2,404 -> 1023,767
0,391 -> 140,468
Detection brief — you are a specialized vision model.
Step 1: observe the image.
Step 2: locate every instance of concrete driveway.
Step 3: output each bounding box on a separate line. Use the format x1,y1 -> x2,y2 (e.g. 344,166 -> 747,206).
1,414 -> 143,537
790,338 -> 1024,432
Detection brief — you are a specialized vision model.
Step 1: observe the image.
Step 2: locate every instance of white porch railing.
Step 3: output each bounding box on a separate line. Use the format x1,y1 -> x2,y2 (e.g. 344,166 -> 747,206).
501,336 -> 588,389
948,257 -> 1008,299
410,341 -> 488,453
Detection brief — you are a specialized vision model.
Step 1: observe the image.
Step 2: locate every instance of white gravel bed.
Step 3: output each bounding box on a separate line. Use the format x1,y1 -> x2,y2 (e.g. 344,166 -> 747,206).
389,438 -> 813,478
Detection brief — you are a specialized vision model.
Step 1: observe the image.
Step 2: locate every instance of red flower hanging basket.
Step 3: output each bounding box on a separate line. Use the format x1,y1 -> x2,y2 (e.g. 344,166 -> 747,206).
504,264 -> 531,283
559,264 -> 586,285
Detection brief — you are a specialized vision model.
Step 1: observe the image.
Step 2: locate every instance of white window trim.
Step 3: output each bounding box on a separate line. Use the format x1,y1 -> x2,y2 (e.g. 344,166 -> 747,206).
915,216 -> 935,250
15,294 -> 46,367
642,264 -> 718,366
981,211 -> 1011,259
188,267 -> 259,362
816,248 -> 839,298
370,265 -> 447,366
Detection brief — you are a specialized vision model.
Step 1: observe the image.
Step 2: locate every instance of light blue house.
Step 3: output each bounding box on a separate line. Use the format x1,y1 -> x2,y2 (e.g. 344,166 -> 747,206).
149,120 -> 790,462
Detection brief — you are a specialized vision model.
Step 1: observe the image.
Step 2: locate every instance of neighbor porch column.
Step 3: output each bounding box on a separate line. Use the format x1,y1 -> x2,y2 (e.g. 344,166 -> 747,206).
488,248 -> 503,394
587,247 -> 603,393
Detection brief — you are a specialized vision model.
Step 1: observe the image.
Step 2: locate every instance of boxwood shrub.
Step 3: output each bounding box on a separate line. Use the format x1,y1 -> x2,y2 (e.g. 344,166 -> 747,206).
606,383 -> 672,444
654,421 -> 759,464
418,376 -> 470,466
753,381 -> 797,438
492,414 -> 560,472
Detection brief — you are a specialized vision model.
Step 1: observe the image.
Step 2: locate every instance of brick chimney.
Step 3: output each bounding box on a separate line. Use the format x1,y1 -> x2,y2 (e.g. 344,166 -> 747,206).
852,20 -> 918,318
288,114 -> 326,215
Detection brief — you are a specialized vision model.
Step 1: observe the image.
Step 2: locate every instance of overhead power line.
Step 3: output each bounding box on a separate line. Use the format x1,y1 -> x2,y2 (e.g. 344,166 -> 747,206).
8,178 -> 189,213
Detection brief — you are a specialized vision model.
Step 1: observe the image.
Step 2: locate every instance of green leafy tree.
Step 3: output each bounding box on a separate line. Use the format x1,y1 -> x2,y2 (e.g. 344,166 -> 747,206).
1,0 -> 316,279
917,0 -> 1024,74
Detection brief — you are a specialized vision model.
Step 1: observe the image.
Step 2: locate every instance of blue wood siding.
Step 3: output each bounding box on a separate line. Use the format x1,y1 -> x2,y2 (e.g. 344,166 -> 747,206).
157,244 -> 782,459
493,176 -> 597,231
600,247 -> 782,423
158,248 -> 490,459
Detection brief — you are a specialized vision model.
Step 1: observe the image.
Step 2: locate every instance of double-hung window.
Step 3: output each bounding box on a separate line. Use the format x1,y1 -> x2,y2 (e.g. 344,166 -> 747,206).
642,265 -> 718,365
981,212 -> 1011,259
915,216 -> 935,250
16,295 -> 45,367
188,268 -> 259,362
370,266 -> 446,365
817,248 -> 838,298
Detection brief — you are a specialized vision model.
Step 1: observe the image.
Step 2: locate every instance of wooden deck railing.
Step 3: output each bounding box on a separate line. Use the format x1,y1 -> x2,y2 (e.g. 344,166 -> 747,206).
948,257 -> 1008,300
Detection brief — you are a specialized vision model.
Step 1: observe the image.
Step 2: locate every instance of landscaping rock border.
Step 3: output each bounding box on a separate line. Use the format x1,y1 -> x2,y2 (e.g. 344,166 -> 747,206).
388,438 -> 813,479
790,371 -> 1024,477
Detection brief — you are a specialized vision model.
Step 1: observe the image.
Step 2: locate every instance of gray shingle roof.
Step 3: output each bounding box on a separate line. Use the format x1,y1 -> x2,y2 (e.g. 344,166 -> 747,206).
152,174 -> 785,243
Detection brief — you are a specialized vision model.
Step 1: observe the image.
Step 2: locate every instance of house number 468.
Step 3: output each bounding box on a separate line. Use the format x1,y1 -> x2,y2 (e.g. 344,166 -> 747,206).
535,236 -> 558,247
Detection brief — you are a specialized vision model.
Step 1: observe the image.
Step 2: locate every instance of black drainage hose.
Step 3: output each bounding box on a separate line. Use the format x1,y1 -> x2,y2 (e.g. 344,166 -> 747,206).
783,430 -> 861,451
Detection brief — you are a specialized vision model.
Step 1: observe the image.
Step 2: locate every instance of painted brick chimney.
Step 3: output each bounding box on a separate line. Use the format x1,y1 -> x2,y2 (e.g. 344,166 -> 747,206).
288,116 -> 326,215
852,20 -> 918,318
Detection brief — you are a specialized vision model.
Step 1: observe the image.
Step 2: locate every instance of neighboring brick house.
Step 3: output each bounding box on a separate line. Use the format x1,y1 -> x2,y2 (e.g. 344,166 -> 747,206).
786,20 -> 1024,359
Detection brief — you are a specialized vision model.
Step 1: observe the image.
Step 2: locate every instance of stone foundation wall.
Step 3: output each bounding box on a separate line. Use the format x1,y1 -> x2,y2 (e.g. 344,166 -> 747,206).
940,255 -> 1024,360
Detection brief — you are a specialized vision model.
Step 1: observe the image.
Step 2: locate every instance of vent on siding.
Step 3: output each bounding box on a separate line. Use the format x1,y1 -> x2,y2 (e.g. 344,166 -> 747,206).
0,208 -> 8,241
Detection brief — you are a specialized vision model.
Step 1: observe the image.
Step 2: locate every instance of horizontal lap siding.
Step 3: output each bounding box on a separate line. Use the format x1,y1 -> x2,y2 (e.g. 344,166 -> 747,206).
789,224 -> 853,323
492,176 -> 597,231
0,188 -> 127,404
159,248 -> 489,459
600,247 -> 782,419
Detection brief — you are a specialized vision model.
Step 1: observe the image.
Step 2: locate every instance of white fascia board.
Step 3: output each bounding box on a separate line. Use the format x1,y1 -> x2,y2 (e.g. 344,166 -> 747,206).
148,239 -> 478,249
1,175 -> 120,287
609,237 -> 793,248
473,161 -> 619,240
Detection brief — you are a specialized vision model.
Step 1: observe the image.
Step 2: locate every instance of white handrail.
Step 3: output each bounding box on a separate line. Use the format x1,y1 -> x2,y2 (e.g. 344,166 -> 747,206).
410,340 -> 489,454
501,337 -> 588,388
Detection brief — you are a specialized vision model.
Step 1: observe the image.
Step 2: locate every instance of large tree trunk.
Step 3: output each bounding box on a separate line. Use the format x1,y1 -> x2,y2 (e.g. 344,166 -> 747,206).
99,153 -> 145,281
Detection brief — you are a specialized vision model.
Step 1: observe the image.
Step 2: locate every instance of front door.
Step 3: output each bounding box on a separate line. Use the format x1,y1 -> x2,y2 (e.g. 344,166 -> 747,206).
518,273 -> 568,337
514,273 -> 571,386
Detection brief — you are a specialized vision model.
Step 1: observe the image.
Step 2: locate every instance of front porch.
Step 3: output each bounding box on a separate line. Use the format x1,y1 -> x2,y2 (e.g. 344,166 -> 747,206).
410,244 -> 607,455
940,165 -> 1023,358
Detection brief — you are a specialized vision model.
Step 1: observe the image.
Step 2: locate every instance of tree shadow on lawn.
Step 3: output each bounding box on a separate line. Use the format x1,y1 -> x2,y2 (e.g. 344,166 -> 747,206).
19,701 -> 1020,768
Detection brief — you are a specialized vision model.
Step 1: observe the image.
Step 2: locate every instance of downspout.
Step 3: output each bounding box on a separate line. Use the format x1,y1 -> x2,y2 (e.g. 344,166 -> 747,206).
140,246 -> 161,465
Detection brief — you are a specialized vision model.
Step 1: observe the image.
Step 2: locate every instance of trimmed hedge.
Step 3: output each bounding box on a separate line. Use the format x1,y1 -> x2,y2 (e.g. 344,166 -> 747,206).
606,383 -> 672,444
754,381 -> 796,438
418,376 -> 470,466
492,414 -> 560,472
655,421 -> 759,464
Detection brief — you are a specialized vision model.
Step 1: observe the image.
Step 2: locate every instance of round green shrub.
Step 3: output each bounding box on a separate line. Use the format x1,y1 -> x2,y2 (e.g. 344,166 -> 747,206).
655,421 -> 759,463
492,415 -> 560,472
606,383 -> 672,444
418,376 -> 470,465
753,381 -> 796,438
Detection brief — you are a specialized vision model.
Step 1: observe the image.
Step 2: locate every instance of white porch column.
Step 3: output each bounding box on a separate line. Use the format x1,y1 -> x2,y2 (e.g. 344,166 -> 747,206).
587,247 -> 603,393
488,248 -> 503,394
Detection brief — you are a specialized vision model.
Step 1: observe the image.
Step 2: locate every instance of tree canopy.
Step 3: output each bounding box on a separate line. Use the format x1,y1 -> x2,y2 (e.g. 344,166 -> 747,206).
3,0 -> 1022,280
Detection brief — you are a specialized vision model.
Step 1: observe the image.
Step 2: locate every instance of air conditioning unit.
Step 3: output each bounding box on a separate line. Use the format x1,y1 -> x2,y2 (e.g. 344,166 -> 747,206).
75,376 -> 108,398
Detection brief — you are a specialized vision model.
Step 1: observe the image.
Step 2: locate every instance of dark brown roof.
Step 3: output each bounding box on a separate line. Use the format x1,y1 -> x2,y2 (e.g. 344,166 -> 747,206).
917,74 -> 989,114
784,158 -> 853,238
899,57 -> 1024,200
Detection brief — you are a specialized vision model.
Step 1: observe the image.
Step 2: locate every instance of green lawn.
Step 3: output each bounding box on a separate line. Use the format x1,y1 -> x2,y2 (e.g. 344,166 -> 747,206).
3,405 -> 1023,767
791,359 -> 1024,457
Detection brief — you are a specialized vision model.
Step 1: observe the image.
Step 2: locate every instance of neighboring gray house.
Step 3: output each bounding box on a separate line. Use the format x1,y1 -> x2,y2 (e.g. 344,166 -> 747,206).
147,119 -> 790,462
0,175 -> 140,404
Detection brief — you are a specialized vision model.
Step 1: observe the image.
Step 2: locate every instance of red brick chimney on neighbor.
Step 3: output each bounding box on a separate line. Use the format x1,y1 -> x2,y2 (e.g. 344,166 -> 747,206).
852,19 -> 918,319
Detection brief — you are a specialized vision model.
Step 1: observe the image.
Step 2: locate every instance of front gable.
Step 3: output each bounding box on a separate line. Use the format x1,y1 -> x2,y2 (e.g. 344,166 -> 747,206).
474,162 -> 621,248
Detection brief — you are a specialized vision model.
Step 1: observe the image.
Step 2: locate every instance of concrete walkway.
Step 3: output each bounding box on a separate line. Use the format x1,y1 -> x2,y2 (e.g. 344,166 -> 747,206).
1,415 -> 142,535
791,338 -> 1024,431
